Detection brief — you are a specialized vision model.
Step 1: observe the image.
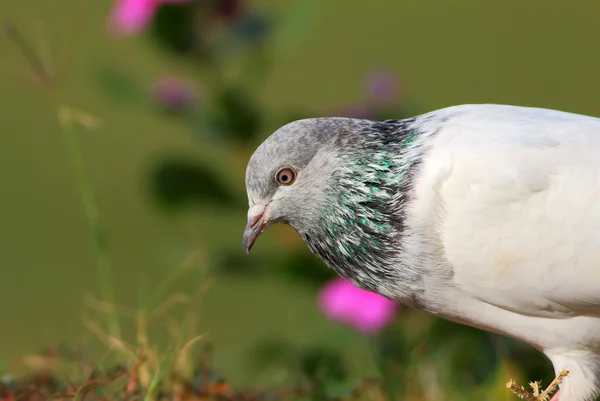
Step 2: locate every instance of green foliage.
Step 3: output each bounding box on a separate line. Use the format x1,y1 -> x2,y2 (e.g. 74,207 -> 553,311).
2,1 -> 556,399
150,157 -> 242,210
150,2 -> 199,56
205,86 -> 262,143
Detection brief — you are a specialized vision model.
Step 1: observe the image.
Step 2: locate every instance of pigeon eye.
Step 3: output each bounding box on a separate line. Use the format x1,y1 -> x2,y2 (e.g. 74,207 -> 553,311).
276,168 -> 296,185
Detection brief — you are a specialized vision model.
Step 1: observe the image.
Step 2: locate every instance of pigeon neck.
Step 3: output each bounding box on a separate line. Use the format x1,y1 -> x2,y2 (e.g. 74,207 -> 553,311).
301,118 -> 428,298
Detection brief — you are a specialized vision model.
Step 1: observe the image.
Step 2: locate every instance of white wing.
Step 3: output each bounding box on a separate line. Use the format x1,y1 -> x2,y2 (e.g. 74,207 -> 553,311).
427,104 -> 600,317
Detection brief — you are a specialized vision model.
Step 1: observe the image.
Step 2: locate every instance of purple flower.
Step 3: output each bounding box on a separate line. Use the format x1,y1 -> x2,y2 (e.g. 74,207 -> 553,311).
108,0 -> 192,36
152,76 -> 197,112
365,70 -> 401,105
216,0 -> 245,22
318,277 -> 399,334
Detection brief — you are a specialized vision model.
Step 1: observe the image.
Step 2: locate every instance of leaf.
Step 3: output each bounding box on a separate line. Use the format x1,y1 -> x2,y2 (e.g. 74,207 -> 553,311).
149,157 -> 242,210
203,86 -> 261,143
149,1 -> 200,56
271,0 -> 321,55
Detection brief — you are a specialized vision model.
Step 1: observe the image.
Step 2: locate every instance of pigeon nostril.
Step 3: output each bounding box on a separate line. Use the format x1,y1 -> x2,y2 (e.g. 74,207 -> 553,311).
247,204 -> 268,227
248,213 -> 262,228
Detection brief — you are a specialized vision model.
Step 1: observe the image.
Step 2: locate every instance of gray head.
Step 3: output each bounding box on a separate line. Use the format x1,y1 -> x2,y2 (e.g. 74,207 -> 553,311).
243,118 -> 357,248
243,116 -> 423,294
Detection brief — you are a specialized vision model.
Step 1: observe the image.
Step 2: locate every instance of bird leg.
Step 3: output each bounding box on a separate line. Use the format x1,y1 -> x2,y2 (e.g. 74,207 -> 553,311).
506,369 -> 569,401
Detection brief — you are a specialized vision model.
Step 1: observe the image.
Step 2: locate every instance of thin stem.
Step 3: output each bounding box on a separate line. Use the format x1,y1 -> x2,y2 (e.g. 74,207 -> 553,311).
539,369 -> 569,401
4,16 -> 121,340
3,20 -> 53,87
58,107 -> 121,339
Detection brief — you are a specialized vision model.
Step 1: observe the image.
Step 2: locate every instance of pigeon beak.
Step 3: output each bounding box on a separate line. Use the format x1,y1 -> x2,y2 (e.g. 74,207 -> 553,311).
243,204 -> 268,253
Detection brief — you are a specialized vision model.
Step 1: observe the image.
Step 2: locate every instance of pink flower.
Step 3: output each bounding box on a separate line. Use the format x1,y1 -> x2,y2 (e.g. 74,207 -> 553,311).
108,0 -> 192,36
318,277 -> 399,334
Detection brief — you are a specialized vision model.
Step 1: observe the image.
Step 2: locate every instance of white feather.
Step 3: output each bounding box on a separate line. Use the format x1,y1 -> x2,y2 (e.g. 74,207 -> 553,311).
405,104 -> 600,401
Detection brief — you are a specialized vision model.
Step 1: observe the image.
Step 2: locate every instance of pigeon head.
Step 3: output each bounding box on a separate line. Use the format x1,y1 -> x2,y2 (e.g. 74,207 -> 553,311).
243,118 -> 354,250
243,116 -> 422,294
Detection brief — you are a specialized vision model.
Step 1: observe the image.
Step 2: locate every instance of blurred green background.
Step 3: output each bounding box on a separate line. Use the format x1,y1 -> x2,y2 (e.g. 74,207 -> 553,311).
1,0 -> 600,398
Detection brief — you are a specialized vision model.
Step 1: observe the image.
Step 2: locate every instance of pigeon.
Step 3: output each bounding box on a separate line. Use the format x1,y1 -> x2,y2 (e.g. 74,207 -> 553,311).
242,104 -> 600,401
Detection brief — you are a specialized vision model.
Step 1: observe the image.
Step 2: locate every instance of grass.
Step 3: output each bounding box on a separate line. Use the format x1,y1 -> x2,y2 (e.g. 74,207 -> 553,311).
0,275 -> 562,401
506,371 -> 567,401
0,344 -> 389,401
0,252 -> 391,401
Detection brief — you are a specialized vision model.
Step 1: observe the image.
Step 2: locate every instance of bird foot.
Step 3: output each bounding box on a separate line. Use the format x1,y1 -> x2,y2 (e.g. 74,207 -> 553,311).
506,369 -> 569,401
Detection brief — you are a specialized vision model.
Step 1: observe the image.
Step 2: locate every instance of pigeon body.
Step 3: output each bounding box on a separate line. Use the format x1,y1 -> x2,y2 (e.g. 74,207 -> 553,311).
243,104 -> 600,401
